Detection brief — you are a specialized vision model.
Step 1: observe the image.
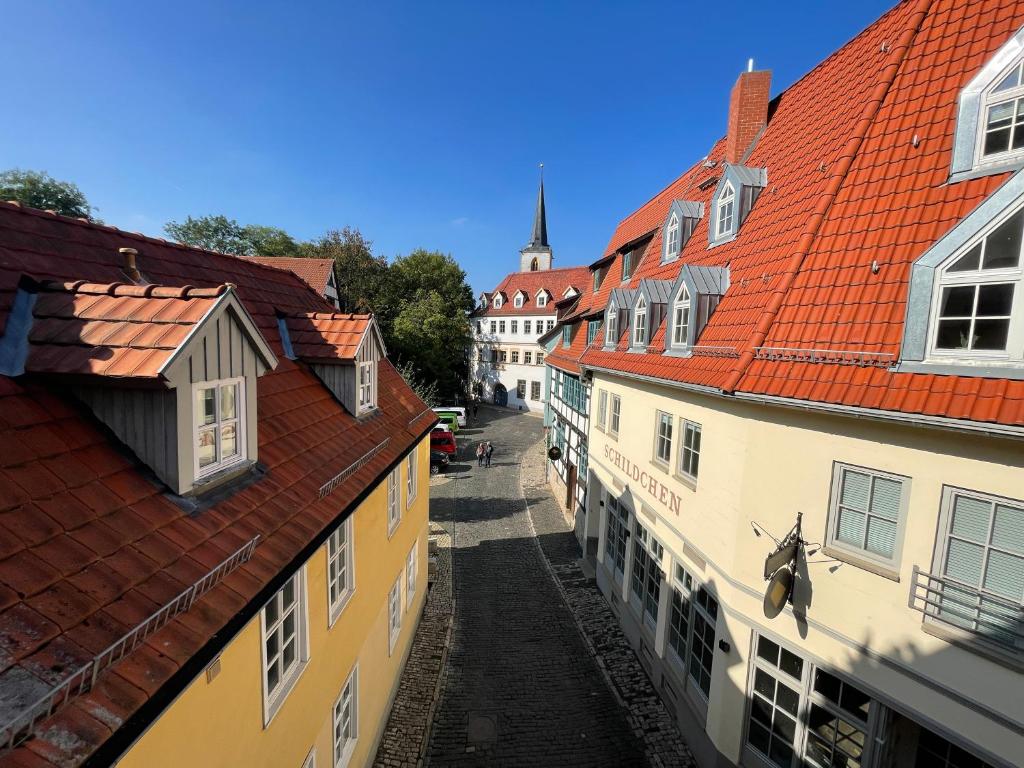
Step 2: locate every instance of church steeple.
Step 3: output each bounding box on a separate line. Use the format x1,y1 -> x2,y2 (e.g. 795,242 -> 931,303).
520,164 -> 553,272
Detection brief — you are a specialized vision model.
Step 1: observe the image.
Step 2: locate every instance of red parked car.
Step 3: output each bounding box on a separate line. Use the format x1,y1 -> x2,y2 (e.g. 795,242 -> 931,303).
430,430 -> 457,457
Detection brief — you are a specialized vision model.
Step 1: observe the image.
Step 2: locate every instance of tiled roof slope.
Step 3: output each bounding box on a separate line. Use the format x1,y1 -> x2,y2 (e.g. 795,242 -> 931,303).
244,256 -> 335,296
474,266 -> 590,317
579,0 -> 1024,428
284,312 -> 373,360
7,280 -> 229,378
0,202 -> 432,766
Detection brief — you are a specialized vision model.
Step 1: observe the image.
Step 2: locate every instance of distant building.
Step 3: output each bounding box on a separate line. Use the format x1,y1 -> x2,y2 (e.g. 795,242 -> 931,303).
245,255 -> 340,307
470,179 -> 588,411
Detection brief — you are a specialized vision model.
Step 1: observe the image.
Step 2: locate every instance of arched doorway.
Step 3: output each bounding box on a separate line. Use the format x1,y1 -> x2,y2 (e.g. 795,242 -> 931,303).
494,383 -> 508,407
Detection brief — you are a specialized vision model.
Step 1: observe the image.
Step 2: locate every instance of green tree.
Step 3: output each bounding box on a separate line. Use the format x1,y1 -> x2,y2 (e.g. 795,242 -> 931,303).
164,215 -> 299,257
300,228 -> 390,314
0,169 -> 95,219
390,290 -> 471,401
394,359 -> 439,407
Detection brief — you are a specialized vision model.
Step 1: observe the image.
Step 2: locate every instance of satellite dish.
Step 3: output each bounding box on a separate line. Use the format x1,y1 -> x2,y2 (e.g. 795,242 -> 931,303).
547,446 -> 562,461
763,565 -> 793,619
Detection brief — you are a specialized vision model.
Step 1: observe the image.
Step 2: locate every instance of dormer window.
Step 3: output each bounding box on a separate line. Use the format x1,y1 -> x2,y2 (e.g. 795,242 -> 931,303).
709,165 -> 766,245
672,285 -> 691,346
536,291 -> 548,308
662,201 -> 703,263
606,309 -> 618,345
633,297 -> 648,347
514,291 -> 525,308
716,182 -> 735,238
357,347 -> 377,412
666,214 -> 680,258
622,250 -> 634,280
593,266 -> 604,292
982,63 -> 1024,160
195,379 -> 245,477
493,294 -> 504,309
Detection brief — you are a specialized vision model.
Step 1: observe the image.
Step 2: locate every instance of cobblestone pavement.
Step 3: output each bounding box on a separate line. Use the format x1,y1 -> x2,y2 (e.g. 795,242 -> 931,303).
424,407 -> 648,768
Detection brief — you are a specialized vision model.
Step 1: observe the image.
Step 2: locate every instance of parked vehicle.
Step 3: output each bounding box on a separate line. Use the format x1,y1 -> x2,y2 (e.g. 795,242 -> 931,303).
435,412 -> 459,432
429,450 -> 449,475
433,407 -> 466,427
432,423 -> 451,433
430,430 -> 458,457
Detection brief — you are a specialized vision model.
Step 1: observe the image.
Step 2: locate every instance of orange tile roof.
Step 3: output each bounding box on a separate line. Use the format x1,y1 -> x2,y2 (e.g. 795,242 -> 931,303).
474,266 -> 590,317
12,280 -> 230,378
0,202 -> 431,766
283,312 -> 373,360
576,0 -> 1024,429
244,256 -> 335,296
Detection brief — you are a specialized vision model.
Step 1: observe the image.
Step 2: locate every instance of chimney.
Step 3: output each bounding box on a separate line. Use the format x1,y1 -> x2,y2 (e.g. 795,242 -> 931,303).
725,67 -> 771,165
119,247 -> 142,283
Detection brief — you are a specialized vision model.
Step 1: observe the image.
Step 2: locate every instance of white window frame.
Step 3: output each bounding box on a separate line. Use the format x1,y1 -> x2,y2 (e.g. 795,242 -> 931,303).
406,540 -> 418,603
653,410 -> 673,467
302,747 -> 317,768
536,352 -> 544,365
493,295 -> 503,308
605,309 -> 618,345
536,291 -> 548,307
405,448 -> 418,508
489,320 -> 496,334
524,320 -> 532,335
387,465 -> 402,535
546,319 -> 554,331
977,59 -> 1024,167
633,296 -> 648,347
825,463 -> 910,576
531,380 -> 541,400
604,495 -> 630,584
672,285 -> 691,347
514,292 -> 524,308
388,575 -> 402,655
260,568 -> 309,725
327,517 -> 355,626
510,319 -> 518,334
525,350 -> 533,365
498,320 -> 506,334
926,205 -> 1024,364
596,389 -> 608,430
678,419 -> 701,481
357,360 -> 375,412
511,349 -> 520,364
333,664 -> 358,767
716,181 -> 735,238
630,520 -> 664,632
609,394 -> 621,437
666,212 -> 681,259
193,377 -> 246,480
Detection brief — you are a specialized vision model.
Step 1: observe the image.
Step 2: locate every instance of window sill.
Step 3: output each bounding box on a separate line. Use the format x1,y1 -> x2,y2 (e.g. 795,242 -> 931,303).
608,430 -> 619,441
919,618 -> 1024,673
328,589 -> 356,628
893,360 -> 1024,380
821,545 -> 900,582
708,233 -> 736,249
191,459 -> 256,496
650,459 -> 670,475
388,517 -> 402,539
672,472 -> 698,491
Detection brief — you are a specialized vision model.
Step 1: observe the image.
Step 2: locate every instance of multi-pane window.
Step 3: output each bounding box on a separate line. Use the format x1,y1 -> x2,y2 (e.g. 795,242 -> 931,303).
578,441 -> 588,477
717,181 -> 735,238
913,727 -> 996,768
524,351 -> 533,364
333,666 -> 358,767
405,449 -> 417,507
358,361 -> 375,411
630,521 -> 664,631
490,321 -> 496,334
546,320 -> 554,331
524,320 -> 532,334
327,518 -> 354,624
610,395 -> 622,436
562,325 -> 572,346
195,378 -> 244,477
511,350 -> 520,364
672,285 -> 691,346
688,583 -> 718,699
498,349 -> 507,363
633,297 -> 648,346
514,294 -> 523,308
406,541 -> 417,602
587,320 -> 600,345
530,380 -> 540,400
536,352 -> 544,365
499,320 -> 506,334
553,420 -> 565,452
605,495 -> 629,582
827,464 -> 907,566
605,309 -> 618,345
537,292 -> 548,307
511,319 -> 518,333
261,570 -> 308,719
517,379 -> 526,399
388,576 -> 402,654
666,213 -> 681,259
654,411 -> 673,466
593,267 -> 603,292
747,636 -> 804,767
679,420 -> 701,479
931,207 -> 1023,360
597,390 -> 608,429
387,465 -> 401,534
622,250 -> 634,280
981,61 -> 1024,160
666,564 -> 694,669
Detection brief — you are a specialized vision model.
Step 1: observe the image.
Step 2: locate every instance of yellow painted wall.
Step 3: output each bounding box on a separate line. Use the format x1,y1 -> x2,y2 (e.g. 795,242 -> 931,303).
587,372 -> 1024,766
116,436 -> 431,768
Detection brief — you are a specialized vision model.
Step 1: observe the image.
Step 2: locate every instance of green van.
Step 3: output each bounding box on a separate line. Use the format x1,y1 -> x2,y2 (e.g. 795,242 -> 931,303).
436,412 -> 460,432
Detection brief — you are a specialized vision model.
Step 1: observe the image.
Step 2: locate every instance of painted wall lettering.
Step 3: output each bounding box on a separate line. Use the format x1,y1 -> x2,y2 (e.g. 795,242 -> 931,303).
603,444 -> 683,516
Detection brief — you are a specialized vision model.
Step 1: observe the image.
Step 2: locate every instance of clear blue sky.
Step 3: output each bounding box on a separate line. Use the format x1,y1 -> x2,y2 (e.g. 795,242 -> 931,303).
2,1 -> 894,295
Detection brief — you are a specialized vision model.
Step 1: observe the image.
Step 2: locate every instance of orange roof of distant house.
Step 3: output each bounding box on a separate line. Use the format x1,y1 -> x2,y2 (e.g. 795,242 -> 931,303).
475,266 -> 590,317
244,256 -> 335,296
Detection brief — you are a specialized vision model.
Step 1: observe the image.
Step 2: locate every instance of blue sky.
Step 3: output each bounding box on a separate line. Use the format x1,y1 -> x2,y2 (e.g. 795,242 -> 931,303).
3,1 -> 893,295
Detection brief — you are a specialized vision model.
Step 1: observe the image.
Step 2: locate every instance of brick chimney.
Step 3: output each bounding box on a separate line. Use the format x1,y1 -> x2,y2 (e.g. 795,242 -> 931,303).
725,68 -> 771,164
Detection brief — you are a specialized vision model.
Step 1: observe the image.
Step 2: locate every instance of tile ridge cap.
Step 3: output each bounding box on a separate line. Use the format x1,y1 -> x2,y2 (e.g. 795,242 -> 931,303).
722,0 -> 933,394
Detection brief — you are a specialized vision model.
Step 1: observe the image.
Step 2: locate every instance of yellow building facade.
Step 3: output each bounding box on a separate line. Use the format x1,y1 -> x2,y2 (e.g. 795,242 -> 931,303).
116,438 -> 430,768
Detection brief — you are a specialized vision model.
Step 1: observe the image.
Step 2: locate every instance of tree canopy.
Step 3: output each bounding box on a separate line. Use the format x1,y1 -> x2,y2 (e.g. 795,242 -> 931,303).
299,228 -> 389,314
0,169 -> 95,219
164,215 -> 298,257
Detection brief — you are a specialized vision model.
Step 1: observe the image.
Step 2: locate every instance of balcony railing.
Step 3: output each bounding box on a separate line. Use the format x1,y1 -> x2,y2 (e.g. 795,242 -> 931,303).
908,565 -> 1024,652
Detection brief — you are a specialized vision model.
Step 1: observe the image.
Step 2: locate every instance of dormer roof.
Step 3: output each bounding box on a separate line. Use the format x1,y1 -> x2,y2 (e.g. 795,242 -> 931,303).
280,312 -> 386,362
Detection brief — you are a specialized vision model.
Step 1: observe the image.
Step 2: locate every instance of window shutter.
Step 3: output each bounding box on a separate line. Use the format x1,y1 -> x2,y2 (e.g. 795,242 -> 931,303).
866,476 -> 902,557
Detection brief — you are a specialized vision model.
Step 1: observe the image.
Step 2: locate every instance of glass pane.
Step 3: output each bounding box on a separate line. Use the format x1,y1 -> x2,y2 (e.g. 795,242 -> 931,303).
265,596 -> 279,627
945,539 -> 985,587
266,633 -> 278,659
866,517 -> 897,558
221,423 -> 238,458
836,508 -> 866,547
769,736 -> 793,767
221,383 -> 237,419
984,127 -> 1012,156
947,242 -> 982,272
283,612 -> 295,640
987,100 -> 1015,128
267,660 -> 279,692
772,711 -> 796,745
283,578 -> 295,606
754,669 -> 776,700
982,210 -> 1024,269
748,720 -> 771,755
283,637 -> 296,667
839,682 -> 871,720
939,286 -> 976,317
775,681 -> 800,717
779,648 -> 803,680
992,504 -> 1024,554
757,636 -> 780,665
814,669 -> 843,704
840,470 -> 870,512
870,477 -> 902,521
197,428 -> 216,467
982,550 -> 1024,599
936,319 -> 972,349
952,496 -> 992,541
976,283 -> 1014,314
971,318 -> 1011,350
197,387 -> 216,425
994,65 -> 1021,92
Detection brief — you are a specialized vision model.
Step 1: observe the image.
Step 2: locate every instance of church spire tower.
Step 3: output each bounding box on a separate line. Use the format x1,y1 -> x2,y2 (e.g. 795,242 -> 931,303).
520,164 -> 553,272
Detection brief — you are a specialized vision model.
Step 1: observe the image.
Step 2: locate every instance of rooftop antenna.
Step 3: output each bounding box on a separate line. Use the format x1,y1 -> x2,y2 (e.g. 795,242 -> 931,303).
747,58 -> 755,72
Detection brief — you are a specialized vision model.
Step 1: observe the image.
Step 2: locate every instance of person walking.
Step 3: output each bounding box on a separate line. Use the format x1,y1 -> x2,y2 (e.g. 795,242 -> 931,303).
472,401 -> 479,420
476,441 -> 486,467
485,441 -> 494,468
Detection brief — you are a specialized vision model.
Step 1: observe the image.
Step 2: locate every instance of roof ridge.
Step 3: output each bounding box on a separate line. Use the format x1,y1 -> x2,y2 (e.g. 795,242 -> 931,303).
722,0 -> 934,393
34,279 -> 230,300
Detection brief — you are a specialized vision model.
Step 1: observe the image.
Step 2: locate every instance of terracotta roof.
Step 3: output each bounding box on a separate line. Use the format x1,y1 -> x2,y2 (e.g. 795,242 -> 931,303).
244,256 -> 335,297
0,202 -> 431,765
574,0 -> 1024,429
474,266 -> 590,317
283,312 -> 374,361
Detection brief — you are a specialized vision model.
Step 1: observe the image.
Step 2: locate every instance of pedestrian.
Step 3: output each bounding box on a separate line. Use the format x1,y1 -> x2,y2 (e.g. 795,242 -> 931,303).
476,441 -> 486,467
485,441 -> 494,468
472,401 -> 479,420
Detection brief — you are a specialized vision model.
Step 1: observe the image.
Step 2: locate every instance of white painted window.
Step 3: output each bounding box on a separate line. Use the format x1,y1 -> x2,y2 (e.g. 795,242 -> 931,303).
490,321 -> 496,334
678,420 -> 701,479
514,293 -> 524,308
593,267 -> 603,292
929,206 -> 1024,363
633,296 -> 647,347
388,576 -> 402,655
654,411 -> 673,466
387,465 -> 401,534
194,377 -> 245,479
610,394 -> 621,436
499,320 -> 506,334
597,389 -> 608,429
333,665 -> 358,767
605,495 -> 629,583
666,212 -> 681,259
530,380 -> 540,400
688,581 -> 718,700
524,320 -> 532,335
605,309 -> 618,345
630,521 -> 664,631
546,319 -> 554,331
537,292 -> 548,307
510,349 -> 520,364
302,747 -> 317,768
511,320 -> 518,334
406,541 -> 417,602
980,60 -> 1024,163
672,285 -> 691,347
357,361 -> 375,412
405,448 -> 418,507
716,181 -> 735,238
327,518 -> 355,625
622,250 -> 634,280
261,569 -> 309,723
827,464 -> 909,570
536,352 -> 544,365
525,351 -> 533,365
493,295 -> 503,308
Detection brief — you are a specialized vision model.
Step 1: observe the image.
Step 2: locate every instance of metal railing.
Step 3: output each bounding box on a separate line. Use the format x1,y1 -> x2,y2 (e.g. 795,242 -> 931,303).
754,346 -> 896,367
1,535 -> 260,752
691,345 -> 740,358
318,438 -> 390,499
407,406 -> 433,428
908,565 -> 1024,652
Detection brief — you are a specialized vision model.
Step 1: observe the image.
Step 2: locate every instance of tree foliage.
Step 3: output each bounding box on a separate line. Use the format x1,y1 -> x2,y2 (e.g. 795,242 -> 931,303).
0,169 -> 95,219
394,359 -> 439,408
164,215 -> 299,257
299,228 -> 389,313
